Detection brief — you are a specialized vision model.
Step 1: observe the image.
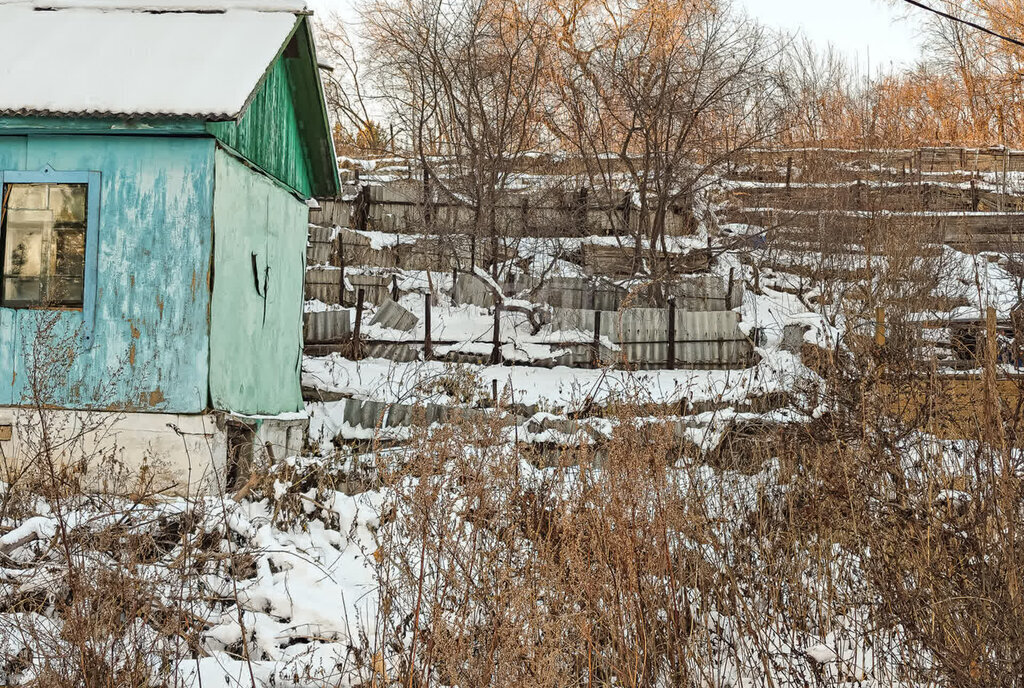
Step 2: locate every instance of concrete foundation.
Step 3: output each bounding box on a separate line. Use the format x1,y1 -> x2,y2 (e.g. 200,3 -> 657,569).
0,407 -> 306,497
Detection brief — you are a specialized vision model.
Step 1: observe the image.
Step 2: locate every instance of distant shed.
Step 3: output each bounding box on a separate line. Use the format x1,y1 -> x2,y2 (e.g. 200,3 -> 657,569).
0,0 -> 340,494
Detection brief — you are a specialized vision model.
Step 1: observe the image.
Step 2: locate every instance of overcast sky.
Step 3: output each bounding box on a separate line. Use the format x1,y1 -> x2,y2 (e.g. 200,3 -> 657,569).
308,0 -> 925,72
739,0 -> 923,70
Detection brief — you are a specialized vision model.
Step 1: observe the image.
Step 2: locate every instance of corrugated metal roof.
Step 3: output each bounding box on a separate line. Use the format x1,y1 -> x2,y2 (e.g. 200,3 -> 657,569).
0,3 -> 302,119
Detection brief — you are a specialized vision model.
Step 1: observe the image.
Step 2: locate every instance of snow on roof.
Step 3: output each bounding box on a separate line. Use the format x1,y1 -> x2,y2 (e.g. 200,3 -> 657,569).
0,3 -> 304,119
0,0 -> 307,12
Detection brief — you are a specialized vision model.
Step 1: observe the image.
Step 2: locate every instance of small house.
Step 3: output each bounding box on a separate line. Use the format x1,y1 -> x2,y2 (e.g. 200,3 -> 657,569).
0,0 -> 340,494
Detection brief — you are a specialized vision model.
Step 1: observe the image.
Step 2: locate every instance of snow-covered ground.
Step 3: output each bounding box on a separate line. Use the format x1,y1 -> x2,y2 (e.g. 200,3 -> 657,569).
4,155 -> 1021,687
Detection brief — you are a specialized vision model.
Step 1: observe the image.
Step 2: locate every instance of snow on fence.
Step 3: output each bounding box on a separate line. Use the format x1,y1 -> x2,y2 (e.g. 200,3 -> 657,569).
454,272 -> 741,313
309,181 -> 696,237
729,207 -> 1024,250
308,225 -> 509,273
729,183 -> 1024,214
309,398 -> 497,442
305,271 -> 393,306
738,146 -> 1024,174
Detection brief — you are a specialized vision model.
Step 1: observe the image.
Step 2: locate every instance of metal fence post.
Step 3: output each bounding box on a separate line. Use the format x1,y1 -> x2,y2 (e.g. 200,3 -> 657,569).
491,304 -> 502,365
352,288 -> 365,360
667,297 -> 676,370
424,292 -> 433,360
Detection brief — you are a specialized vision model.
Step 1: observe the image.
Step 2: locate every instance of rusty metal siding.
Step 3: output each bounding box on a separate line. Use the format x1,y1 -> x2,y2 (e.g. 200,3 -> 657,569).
0,134 -> 215,411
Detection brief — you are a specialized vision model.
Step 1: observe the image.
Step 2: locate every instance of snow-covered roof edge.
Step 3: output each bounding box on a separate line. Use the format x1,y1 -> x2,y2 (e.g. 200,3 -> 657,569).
0,0 -> 307,11
0,5 -> 303,120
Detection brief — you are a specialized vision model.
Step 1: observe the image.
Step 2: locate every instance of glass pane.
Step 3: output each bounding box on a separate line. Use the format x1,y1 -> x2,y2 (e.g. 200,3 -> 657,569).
54,229 -> 85,277
1,182 -> 88,308
49,185 -> 87,225
49,276 -> 83,305
3,210 -> 48,278
3,278 -> 41,304
6,184 -> 48,210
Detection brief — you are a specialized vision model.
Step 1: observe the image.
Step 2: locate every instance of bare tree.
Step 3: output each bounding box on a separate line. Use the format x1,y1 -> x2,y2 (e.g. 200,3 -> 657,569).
363,0 -> 550,276
544,0 -> 785,279
316,13 -> 383,153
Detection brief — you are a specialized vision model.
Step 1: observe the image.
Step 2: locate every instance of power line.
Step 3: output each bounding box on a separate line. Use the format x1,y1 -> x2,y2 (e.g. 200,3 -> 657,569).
898,0 -> 1024,50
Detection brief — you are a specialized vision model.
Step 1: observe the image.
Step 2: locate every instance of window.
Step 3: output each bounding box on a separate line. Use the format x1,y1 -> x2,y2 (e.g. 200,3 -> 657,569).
1,182 -> 87,308
0,167 -> 99,346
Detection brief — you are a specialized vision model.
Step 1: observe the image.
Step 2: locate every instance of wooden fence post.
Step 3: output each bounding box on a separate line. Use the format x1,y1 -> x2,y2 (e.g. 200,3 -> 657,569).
470,235 -> 477,273
352,288 -> 365,360
785,156 -> 793,190
621,191 -> 632,236
492,378 -> 499,407
726,268 -> 735,310
354,185 -> 370,231
667,297 -> 676,370
576,186 -> 589,234
491,304 -> 502,365
424,292 -> 433,360
592,310 -> 602,368
391,274 -> 399,302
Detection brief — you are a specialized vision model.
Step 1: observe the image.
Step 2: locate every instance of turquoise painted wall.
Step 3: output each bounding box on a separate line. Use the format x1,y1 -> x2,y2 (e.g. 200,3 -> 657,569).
0,135 -> 215,412
209,148 -> 306,415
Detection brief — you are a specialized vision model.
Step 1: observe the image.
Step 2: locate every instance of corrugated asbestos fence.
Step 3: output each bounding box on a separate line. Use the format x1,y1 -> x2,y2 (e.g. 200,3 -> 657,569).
550,308 -> 753,369
309,181 -> 696,237
308,225 -> 509,273
729,207 -> 1024,252
729,183 -> 1024,214
303,310 -> 351,344
454,272 -> 743,313
737,147 -> 1024,174
305,271 -> 394,306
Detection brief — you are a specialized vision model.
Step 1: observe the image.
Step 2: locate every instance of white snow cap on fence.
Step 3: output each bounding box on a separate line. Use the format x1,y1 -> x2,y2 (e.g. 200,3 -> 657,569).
0,1 -> 305,118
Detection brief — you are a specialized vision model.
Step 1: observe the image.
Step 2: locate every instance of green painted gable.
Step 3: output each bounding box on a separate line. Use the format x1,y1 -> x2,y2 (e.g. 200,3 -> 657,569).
207,18 -> 339,199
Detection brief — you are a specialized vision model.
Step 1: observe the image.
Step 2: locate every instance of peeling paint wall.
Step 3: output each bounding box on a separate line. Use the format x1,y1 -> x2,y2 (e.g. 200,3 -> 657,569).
209,147 -> 306,415
0,134 -> 215,412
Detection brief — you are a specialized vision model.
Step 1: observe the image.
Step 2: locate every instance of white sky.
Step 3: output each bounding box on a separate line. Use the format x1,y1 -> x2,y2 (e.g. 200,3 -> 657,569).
307,0 -> 925,72
738,0 -> 923,71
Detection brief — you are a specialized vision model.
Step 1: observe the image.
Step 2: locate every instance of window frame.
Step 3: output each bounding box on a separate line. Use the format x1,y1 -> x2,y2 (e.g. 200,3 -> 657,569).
0,166 -> 101,346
